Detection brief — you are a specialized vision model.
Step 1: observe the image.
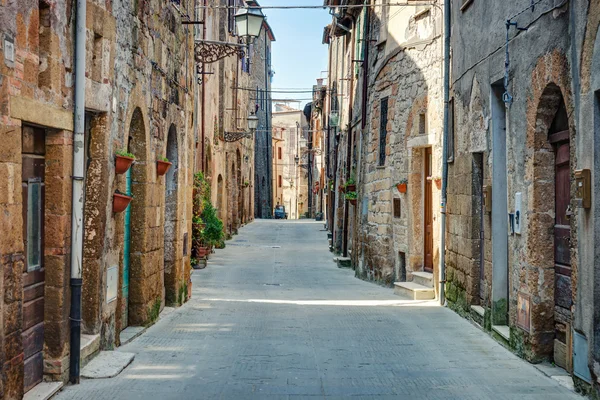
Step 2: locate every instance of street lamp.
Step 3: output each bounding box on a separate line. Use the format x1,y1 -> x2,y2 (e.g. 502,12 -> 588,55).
247,112 -> 259,133
235,7 -> 265,44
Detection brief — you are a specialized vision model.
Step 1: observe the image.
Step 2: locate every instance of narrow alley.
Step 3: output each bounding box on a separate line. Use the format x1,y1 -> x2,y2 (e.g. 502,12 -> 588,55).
55,221 -> 577,400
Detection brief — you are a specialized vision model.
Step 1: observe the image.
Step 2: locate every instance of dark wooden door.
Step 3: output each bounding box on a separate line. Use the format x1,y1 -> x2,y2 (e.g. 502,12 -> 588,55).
21,126 -> 45,393
552,132 -> 572,313
424,148 -> 433,273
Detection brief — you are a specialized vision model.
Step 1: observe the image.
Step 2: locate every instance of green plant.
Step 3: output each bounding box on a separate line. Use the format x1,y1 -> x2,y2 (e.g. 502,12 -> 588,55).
398,178 -> 408,185
243,180 -> 250,187
345,191 -> 357,200
159,156 -> 169,162
346,170 -> 356,186
147,297 -> 161,325
200,201 -> 224,247
178,280 -> 188,306
116,148 -> 135,159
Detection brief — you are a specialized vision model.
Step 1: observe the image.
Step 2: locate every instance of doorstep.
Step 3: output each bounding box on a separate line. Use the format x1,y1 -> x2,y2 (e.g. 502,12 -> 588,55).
81,351 -> 135,379
534,362 -> 576,393
492,325 -> 510,341
120,307 -> 175,345
23,382 -> 63,400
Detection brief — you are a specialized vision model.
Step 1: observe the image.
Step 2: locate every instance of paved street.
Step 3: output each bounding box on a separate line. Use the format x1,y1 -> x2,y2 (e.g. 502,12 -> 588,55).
56,220 -> 579,400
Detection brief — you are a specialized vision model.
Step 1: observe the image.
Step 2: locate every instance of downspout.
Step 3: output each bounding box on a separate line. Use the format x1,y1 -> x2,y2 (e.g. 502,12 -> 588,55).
342,31 -> 355,258
201,0 -> 207,171
439,0 -> 451,306
264,37 -> 271,217
69,0 -> 86,384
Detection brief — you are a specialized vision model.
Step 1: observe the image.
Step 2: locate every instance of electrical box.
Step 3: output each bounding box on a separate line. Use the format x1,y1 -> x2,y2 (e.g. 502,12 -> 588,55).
483,185 -> 492,212
574,169 -> 591,209
514,192 -> 522,235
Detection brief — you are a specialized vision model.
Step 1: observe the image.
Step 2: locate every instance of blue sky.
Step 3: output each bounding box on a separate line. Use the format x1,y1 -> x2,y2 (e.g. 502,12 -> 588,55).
261,0 -> 331,108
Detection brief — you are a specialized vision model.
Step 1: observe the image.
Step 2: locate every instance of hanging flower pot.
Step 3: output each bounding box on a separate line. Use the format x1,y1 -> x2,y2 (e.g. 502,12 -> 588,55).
349,199 -> 357,206
113,192 -> 132,213
396,182 -> 408,193
115,150 -> 135,174
156,158 -> 172,176
433,177 -> 442,190
346,184 -> 356,192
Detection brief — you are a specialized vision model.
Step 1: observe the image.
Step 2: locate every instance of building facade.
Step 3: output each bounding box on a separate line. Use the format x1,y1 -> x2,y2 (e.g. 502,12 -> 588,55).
272,105 -> 309,219
0,0 -> 272,397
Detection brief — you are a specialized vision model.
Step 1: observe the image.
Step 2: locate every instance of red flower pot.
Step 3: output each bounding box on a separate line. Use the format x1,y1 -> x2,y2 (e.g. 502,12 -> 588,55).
397,183 -> 407,193
115,155 -> 135,174
157,160 -> 172,176
346,184 -> 356,192
434,178 -> 442,190
113,193 -> 132,213
349,199 -> 357,206
197,246 -> 209,258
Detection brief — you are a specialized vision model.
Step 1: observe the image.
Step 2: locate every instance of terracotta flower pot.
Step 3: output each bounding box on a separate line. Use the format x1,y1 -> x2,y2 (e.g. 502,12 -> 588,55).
113,193 -> 132,213
346,184 -> 356,192
434,178 -> 442,190
349,199 -> 357,206
157,160 -> 172,176
397,183 -> 407,193
197,247 -> 209,258
339,186 -> 346,193
115,155 -> 134,174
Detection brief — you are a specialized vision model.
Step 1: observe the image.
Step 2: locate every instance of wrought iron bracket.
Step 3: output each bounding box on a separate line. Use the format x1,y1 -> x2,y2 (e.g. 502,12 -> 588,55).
195,40 -> 246,85
224,131 -> 252,142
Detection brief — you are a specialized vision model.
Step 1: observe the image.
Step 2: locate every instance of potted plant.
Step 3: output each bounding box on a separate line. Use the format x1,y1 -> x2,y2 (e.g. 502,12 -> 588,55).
345,171 -> 356,192
113,190 -> 132,213
157,156 -> 172,176
243,180 -> 250,187
115,149 -> 135,174
432,175 -> 442,189
345,191 -> 358,205
396,178 -> 408,193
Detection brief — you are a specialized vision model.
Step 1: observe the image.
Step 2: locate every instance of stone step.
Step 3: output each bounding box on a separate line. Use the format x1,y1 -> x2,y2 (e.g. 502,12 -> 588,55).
470,305 -> 485,328
23,382 -> 63,400
80,334 -> 100,369
334,257 -> 352,268
412,271 -> 434,288
492,325 -> 510,344
393,282 -> 435,300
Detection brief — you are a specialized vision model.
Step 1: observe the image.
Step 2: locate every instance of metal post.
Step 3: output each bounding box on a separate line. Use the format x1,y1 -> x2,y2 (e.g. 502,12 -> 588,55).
69,0 -> 86,384
439,0 -> 451,306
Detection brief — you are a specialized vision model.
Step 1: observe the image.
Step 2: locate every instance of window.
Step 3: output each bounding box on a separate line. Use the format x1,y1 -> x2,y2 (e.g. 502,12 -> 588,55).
379,97 -> 389,166
419,113 -> 427,135
278,147 -> 282,159
278,175 -> 282,188
448,98 -> 455,162
393,198 -> 401,218
228,0 -> 236,34
27,179 -> 42,271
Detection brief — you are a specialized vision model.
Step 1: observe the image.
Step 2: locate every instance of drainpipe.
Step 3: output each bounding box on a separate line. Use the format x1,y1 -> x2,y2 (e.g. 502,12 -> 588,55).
342,32 -> 355,258
439,0 -> 451,306
69,0 -> 86,384
201,0 -> 207,172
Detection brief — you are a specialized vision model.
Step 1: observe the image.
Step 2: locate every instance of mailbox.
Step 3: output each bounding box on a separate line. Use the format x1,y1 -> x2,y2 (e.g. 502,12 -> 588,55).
574,169 -> 591,209
483,185 -> 492,212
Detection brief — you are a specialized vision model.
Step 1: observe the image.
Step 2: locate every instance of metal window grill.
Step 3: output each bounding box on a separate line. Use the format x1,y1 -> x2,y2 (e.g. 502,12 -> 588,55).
379,97 -> 388,166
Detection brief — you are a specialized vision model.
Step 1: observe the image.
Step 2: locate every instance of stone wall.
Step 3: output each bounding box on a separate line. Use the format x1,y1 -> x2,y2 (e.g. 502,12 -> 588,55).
356,7 -> 443,287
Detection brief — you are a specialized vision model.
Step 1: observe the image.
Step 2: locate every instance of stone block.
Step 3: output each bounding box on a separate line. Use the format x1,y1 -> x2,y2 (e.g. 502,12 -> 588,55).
45,213 -> 71,249
44,254 -> 68,288
0,127 -> 21,163
4,258 -> 23,303
4,301 -> 22,335
0,163 -> 19,205
44,175 -> 71,215
4,330 -> 23,362
3,356 -> 25,400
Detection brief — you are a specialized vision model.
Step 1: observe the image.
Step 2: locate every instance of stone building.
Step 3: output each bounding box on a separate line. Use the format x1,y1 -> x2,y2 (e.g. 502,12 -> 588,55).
0,0 -> 271,397
323,1 -> 443,296
445,0 -> 600,391
272,105 -> 309,219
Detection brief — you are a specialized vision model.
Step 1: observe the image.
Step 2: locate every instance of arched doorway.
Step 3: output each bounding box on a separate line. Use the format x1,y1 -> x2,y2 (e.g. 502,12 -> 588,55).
527,84 -> 573,367
163,125 -> 179,306
231,161 -> 238,232
123,107 -> 151,328
237,150 -> 243,224
217,174 -> 224,221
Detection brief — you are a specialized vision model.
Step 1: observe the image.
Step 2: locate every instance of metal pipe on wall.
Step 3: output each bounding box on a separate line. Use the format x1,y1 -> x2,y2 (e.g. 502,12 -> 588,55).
69,0 -> 87,384
438,0 -> 451,306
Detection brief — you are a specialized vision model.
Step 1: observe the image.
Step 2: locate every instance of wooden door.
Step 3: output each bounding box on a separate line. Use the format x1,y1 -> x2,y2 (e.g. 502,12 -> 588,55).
21,126 -> 45,393
122,167 -> 132,331
424,148 -> 433,273
552,132 -> 572,316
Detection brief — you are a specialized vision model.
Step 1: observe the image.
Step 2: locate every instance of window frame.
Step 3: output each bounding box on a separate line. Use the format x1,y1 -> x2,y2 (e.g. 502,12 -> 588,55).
378,97 -> 389,166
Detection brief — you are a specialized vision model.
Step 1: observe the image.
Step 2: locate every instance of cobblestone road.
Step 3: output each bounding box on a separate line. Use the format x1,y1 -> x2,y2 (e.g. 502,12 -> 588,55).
56,220 -> 580,399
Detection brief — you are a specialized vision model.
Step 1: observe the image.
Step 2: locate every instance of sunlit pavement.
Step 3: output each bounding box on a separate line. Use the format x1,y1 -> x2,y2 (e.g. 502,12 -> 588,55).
56,220 -> 580,399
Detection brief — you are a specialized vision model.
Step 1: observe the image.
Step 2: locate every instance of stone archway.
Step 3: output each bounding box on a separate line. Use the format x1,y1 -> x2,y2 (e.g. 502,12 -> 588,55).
525,77 -> 575,364
231,161 -> 238,232
124,107 -> 157,327
237,149 -> 243,224
217,174 -> 224,221
163,124 -> 179,306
